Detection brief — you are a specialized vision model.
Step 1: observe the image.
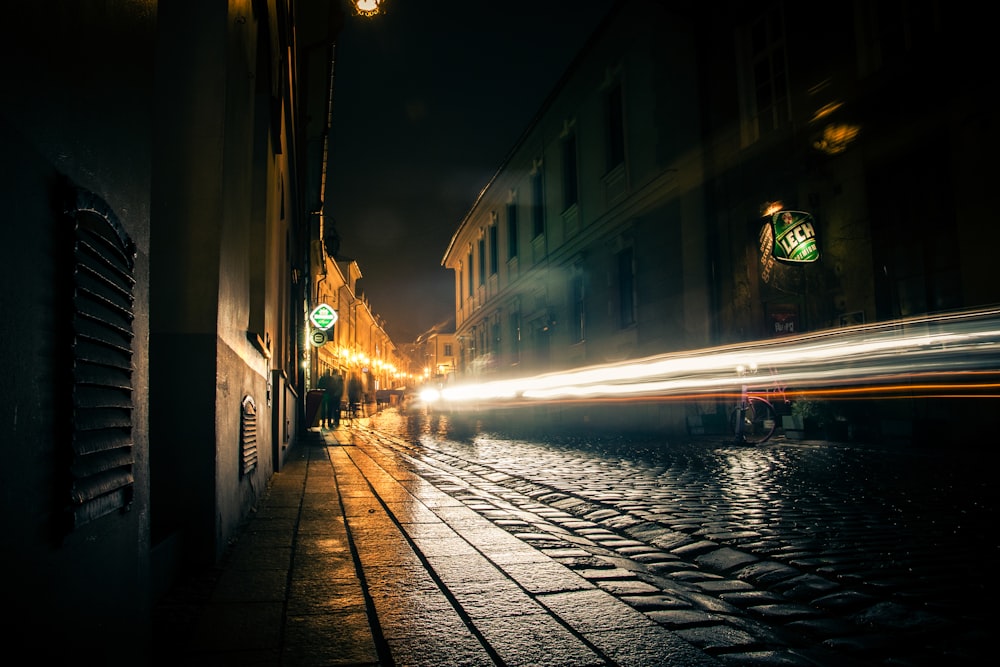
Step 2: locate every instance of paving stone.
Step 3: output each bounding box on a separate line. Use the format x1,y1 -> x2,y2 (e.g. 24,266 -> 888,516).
574,566 -> 638,580
540,547 -> 594,559
717,590 -> 785,608
498,559 -> 595,594
746,603 -> 824,621
474,612 -> 606,667
673,624 -> 761,651
594,578 -> 663,595
630,551 -> 683,564
769,573 -> 841,600
710,649 -> 818,665
646,608 -> 724,628
539,588 -> 658,632
584,621 -> 724,666
693,579 -> 757,594
732,560 -> 803,586
809,589 -> 878,612
283,610 -> 379,665
584,509 -> 622,521
669,569 -> 722,582
672,540 -> 720,557
620,592 -> 693,611
695,546 -> 760,573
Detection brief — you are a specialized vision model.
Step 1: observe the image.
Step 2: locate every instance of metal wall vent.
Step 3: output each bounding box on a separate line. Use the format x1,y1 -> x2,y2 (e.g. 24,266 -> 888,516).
241,395 -> 258,476
66,187 -> 137,529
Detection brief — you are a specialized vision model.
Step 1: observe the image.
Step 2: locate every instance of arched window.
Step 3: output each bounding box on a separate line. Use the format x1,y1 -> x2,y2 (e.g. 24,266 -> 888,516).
65,187 -> 137,529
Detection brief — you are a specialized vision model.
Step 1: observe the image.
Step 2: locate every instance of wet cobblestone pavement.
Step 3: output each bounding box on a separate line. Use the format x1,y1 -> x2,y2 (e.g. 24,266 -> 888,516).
354,408 -> 995,666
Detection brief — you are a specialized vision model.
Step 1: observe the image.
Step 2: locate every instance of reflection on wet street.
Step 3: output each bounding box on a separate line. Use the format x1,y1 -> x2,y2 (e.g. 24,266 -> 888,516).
358,407 -> 995,665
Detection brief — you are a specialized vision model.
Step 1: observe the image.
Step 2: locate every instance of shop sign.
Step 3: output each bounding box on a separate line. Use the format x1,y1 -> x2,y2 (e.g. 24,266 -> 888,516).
309,303 -> 338,330
771,210 -> 819,263
771,311 -> 798,335
310,329 -> 327,347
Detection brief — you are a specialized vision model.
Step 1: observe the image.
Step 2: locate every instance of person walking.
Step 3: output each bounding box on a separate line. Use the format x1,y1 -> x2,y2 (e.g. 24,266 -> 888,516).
347,374 -> 363,419
316,370 -> 335,429
329,370 -> 344,427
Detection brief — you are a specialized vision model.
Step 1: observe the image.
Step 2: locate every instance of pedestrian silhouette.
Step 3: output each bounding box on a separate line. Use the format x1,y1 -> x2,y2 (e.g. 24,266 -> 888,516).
329,371 -> 344,426
317,370 -> 340,429
347,374 -> 363,418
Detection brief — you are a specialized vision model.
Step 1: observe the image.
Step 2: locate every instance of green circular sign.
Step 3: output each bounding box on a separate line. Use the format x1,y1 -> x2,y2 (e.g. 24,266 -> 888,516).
310,329 -> 327,347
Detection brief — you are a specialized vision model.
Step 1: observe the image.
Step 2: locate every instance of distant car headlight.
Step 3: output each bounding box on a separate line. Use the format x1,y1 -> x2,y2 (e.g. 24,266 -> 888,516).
419,388 -> 441,403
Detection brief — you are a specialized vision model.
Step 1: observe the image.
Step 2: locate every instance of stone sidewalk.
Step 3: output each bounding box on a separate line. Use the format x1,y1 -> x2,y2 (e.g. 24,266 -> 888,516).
153,425 -> 718,666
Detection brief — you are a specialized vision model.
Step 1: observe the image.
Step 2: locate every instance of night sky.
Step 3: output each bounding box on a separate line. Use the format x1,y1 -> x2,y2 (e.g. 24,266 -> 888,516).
326,0 -> 617,344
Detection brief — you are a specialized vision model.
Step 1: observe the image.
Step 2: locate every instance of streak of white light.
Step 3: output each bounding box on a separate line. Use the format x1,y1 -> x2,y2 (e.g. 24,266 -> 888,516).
437,309 -> 1000,403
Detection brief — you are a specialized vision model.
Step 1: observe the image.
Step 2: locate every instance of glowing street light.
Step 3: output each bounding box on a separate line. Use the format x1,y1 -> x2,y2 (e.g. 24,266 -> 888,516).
350,0 -> 384,17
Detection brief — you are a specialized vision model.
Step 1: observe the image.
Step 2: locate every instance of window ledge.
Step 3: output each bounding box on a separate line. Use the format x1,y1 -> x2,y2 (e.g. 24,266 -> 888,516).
247,330 -> 272,360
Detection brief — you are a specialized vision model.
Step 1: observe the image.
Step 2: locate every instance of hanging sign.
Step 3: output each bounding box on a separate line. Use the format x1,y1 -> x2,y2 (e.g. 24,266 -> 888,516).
309,303 -> 338,330
771,210 -> 819,263
310,329 -> 327,347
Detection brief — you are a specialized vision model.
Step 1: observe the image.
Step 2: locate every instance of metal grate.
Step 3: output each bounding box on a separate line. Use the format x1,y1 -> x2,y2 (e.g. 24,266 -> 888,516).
241,395 -> 258,476
67,188 -> 136,529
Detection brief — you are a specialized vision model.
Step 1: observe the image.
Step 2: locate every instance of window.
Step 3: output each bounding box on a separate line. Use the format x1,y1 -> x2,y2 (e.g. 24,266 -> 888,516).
605,81 -> 625,170
509,311 -> 521,365
65,186 -> 137,530
617,247 -> 635,328
491,318 -> 501,351
507,201 -> 519,260
477,237 -> 485,286
531,171 -> 545,238
489,224 -> 498,275
443,343 -> 452,357
467,251 -> 474,297
571,273 -> 586,343
739,5 -> 789,143
240,395 -> 258,476
562,132 -> 578,210
860,0 -> 942,75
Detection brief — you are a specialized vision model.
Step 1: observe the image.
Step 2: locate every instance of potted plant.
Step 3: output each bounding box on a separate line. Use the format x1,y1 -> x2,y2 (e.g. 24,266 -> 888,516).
783,399 -> 832,439
782,410 -> 806,439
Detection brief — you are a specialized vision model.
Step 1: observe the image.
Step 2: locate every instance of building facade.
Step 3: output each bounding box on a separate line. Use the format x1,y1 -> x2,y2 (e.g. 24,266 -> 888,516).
411,327 -> 458,387
309,247 -> 410,417
0,0 -> 365,660
442,0 -> 997,435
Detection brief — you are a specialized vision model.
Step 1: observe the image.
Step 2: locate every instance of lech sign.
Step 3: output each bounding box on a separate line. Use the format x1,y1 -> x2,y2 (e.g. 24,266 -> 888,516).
309,303 -> 338,330
771,210 -> 819,263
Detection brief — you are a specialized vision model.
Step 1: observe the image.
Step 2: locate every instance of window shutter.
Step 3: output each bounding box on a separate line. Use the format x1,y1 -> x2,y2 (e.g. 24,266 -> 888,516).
66,188 -> 137,529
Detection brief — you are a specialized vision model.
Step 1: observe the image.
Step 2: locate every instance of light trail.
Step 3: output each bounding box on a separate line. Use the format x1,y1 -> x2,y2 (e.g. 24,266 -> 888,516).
431,306 -> 1000,409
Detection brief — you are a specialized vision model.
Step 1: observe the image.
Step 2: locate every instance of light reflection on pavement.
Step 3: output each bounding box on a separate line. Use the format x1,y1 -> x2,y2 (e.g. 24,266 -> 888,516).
358,407 -> 995,664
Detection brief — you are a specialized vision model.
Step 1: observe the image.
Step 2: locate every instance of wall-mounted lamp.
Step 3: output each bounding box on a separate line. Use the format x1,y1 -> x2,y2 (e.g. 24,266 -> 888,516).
350,0 -> 385,17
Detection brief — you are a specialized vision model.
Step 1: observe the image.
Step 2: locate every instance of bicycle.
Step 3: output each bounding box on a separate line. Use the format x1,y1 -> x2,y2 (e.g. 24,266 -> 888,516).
730,363 -> 786,444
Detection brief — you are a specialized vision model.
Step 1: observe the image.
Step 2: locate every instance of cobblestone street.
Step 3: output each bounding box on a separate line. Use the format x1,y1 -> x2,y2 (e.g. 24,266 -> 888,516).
355,407 -> 995,665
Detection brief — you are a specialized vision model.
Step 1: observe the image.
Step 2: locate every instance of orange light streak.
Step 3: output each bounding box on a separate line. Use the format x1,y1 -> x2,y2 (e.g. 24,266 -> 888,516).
436,307 -> 1000,410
